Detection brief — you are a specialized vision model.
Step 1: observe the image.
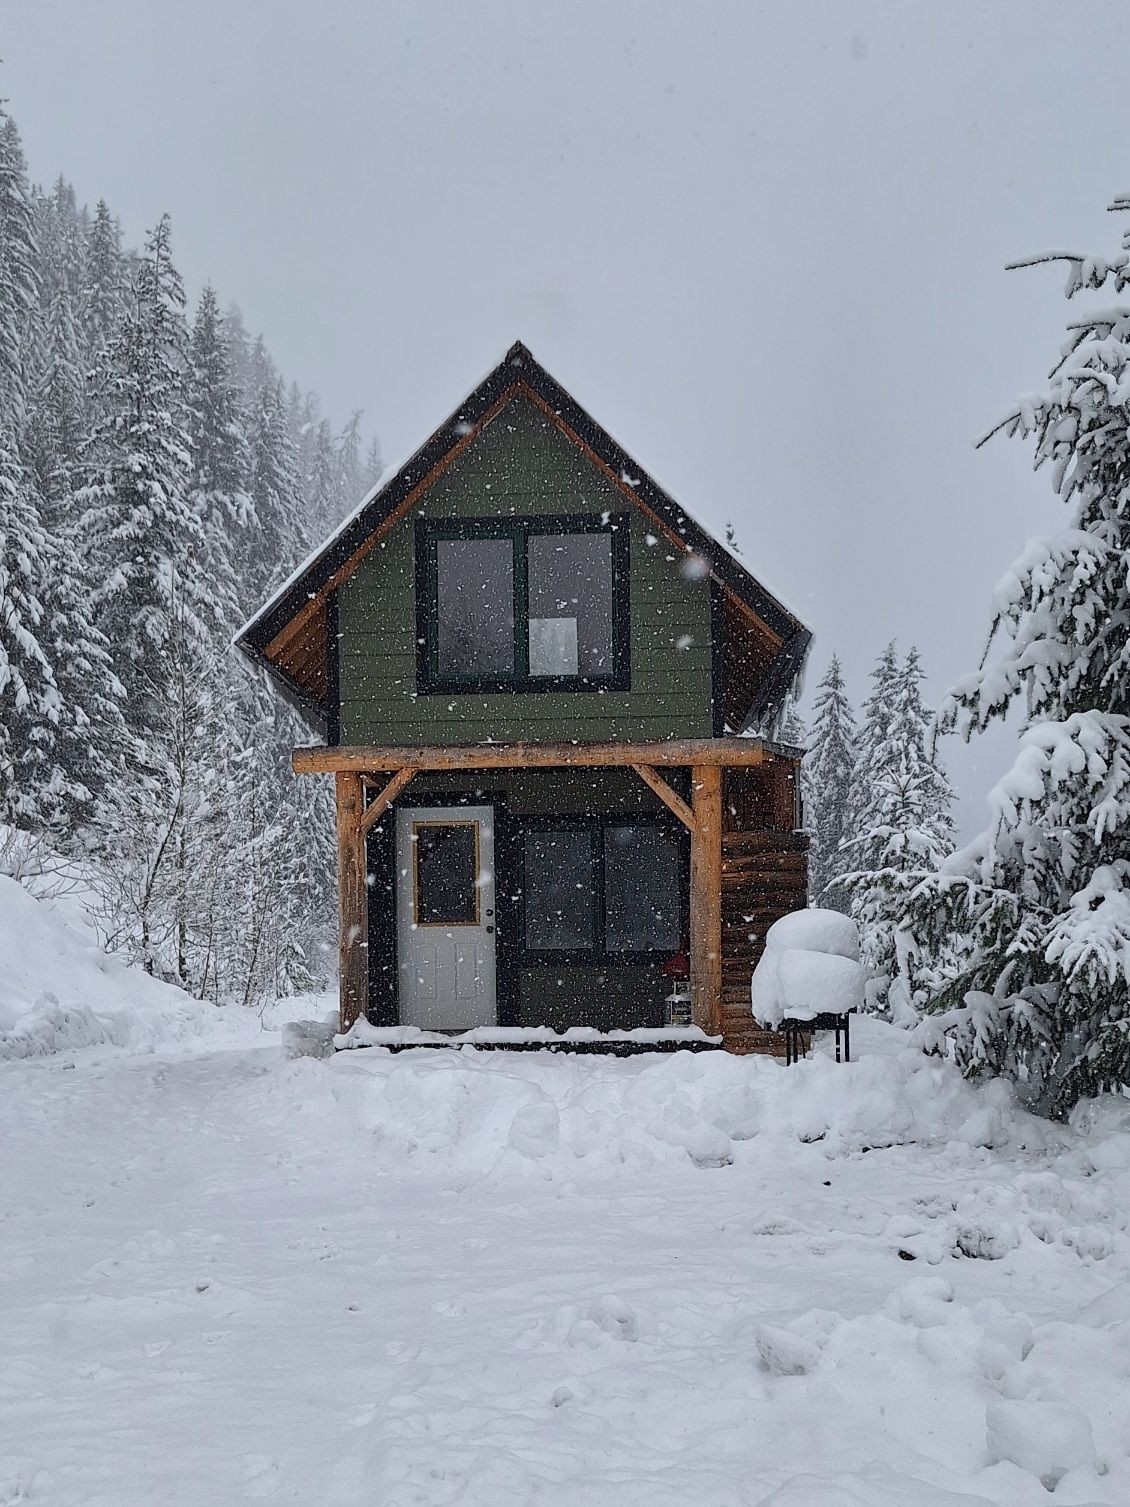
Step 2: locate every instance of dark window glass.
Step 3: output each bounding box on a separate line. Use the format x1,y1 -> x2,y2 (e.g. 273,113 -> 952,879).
414,823 -> 479,925
436,537 -> 514,678
523,829 -> 596,951
603,825 -> 682,952
527,532 -> 614,678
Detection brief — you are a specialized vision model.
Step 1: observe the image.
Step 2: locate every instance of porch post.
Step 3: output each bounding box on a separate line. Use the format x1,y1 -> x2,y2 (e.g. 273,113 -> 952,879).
335,770 -> 368,1033
689,763 -> 723,1037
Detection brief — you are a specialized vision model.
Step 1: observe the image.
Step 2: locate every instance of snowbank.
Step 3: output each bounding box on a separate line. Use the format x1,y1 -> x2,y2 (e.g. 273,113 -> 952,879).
242,1017 -> 1043,1176
0,872 -> 323,1060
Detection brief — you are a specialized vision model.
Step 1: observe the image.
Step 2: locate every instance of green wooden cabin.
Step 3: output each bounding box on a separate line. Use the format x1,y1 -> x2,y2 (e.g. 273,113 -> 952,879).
237,343 -> 811,1052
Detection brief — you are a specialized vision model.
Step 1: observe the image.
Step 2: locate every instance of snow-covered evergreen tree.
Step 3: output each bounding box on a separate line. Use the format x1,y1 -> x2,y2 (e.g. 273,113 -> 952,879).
0,106 -> 39,424
361,434 -> 382,495
0,436 -> 65,827
249,372 -> 308,596
908,203 -> 1130,1116
842,645 -> 954,1017
77,215 -> 208,691
186,286 -> 253,631
25,180 -> 86,502
804,654 -> 858,913
81,200 -> 126,365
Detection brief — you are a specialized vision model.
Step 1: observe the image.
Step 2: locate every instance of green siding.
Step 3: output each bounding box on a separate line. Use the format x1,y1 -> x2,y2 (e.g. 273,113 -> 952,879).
338,394 -> 713,745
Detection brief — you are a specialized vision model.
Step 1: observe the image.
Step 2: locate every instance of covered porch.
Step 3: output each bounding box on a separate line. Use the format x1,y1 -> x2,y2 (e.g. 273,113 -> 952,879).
293,738 -> 808,1054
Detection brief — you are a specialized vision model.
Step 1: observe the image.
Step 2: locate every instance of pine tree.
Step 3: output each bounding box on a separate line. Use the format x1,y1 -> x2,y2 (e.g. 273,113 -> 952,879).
187,286 -> 253,630
80,201 -> 125,372
26,180 -> 86,502
304,416 -> 339,541
0,435 -> 65,827
76,215 -> 206,692
908,201 -> 1130,1116
336,410 -> 365,514
0,106 -> 39,424
361,435 -> 382,495
804,654 -> 858,913
248,372 -> 308,597
843,646 -> 954,1017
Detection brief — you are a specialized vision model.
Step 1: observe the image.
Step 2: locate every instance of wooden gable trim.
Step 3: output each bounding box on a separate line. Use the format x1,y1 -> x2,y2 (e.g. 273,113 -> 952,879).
238,342 -> 811,719
262,380 -> 522,674
515,377 -> 785,652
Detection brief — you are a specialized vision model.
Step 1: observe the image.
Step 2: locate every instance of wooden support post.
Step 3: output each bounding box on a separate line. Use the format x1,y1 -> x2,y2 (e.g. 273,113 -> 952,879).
335,770 -> 368,1034
689,763 -> 723,1038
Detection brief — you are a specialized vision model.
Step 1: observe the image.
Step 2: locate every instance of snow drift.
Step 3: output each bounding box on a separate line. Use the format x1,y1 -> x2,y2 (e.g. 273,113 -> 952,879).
0,872 -> 320,1060
0,873 -> 213,1059
242,1017 -> 1040,1177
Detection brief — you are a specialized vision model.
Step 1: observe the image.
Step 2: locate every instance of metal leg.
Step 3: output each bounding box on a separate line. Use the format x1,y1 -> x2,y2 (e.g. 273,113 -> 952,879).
844,1013 -> 851,1063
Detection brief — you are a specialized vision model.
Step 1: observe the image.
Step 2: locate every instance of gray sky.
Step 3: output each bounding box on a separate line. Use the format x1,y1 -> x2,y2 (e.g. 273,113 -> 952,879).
5,0 -> 1129,831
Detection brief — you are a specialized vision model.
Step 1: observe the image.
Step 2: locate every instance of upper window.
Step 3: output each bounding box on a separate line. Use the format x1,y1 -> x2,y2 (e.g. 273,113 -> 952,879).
418,516 -> 628,692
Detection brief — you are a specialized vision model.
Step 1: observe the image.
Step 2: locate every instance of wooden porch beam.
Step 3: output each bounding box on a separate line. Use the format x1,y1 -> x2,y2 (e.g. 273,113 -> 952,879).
335,771 -> 368,1034
689,764 -> 723,1038
360,768 -> 415,836
630,763 -> 697,833
293,738 -> 771,775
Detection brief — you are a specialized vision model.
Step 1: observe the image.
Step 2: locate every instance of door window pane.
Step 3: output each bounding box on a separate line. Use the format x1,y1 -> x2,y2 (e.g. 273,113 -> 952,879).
414,823 -> 479,925
436,537 -> 514,678
527,532 -> 614,678
604,825 -> 682,952
523,829 -> 595,951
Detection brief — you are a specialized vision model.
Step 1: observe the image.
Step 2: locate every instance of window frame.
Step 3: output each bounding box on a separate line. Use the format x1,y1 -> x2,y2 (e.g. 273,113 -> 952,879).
415,514 -> 630,695
518,814 -> 686,966
410,818 -> 481,928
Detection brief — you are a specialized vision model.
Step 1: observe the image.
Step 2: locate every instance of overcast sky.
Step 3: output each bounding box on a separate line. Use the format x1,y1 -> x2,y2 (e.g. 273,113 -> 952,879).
5,1 -> 1129,831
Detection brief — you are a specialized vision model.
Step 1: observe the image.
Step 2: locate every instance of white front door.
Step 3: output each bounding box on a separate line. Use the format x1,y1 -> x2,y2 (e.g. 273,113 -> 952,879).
395,805 -> 497,1029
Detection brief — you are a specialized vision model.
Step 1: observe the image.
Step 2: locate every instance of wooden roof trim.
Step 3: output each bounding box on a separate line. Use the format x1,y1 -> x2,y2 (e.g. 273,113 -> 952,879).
238,341 -> 812,715
515,379 -> 783,649
264,380 -> 521,666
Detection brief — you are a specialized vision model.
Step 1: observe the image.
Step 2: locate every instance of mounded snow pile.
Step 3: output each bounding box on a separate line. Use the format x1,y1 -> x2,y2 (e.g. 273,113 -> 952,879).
985,1398 -> 1097,1490
0,872 -> 321,1059
752,907 -> 865,1027
243,1017 -> 1040,1174
0,874 -> 212,1059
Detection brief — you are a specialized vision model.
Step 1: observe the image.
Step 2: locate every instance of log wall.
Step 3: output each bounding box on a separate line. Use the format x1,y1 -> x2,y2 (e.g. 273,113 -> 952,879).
720,763 -> 808,1054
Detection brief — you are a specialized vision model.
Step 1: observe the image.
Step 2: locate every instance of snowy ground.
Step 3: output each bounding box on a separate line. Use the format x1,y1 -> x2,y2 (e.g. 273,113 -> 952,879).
3,881 -> 1130,1504
2,1012 -> 1129,1505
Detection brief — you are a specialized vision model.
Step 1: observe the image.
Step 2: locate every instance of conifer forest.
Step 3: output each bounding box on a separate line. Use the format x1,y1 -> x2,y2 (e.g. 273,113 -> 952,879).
1,103 -> 379,1003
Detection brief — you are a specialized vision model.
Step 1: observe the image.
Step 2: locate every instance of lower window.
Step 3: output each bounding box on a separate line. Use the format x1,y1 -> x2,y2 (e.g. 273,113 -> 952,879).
521,820 -> 683,961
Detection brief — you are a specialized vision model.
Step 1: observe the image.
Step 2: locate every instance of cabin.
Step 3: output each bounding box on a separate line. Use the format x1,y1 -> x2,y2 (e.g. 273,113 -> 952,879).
236,343 -> 811,1053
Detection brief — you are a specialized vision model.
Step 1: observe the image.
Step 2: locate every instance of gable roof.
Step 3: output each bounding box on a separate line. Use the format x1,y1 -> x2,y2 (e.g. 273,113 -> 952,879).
235,341 -> 811,733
